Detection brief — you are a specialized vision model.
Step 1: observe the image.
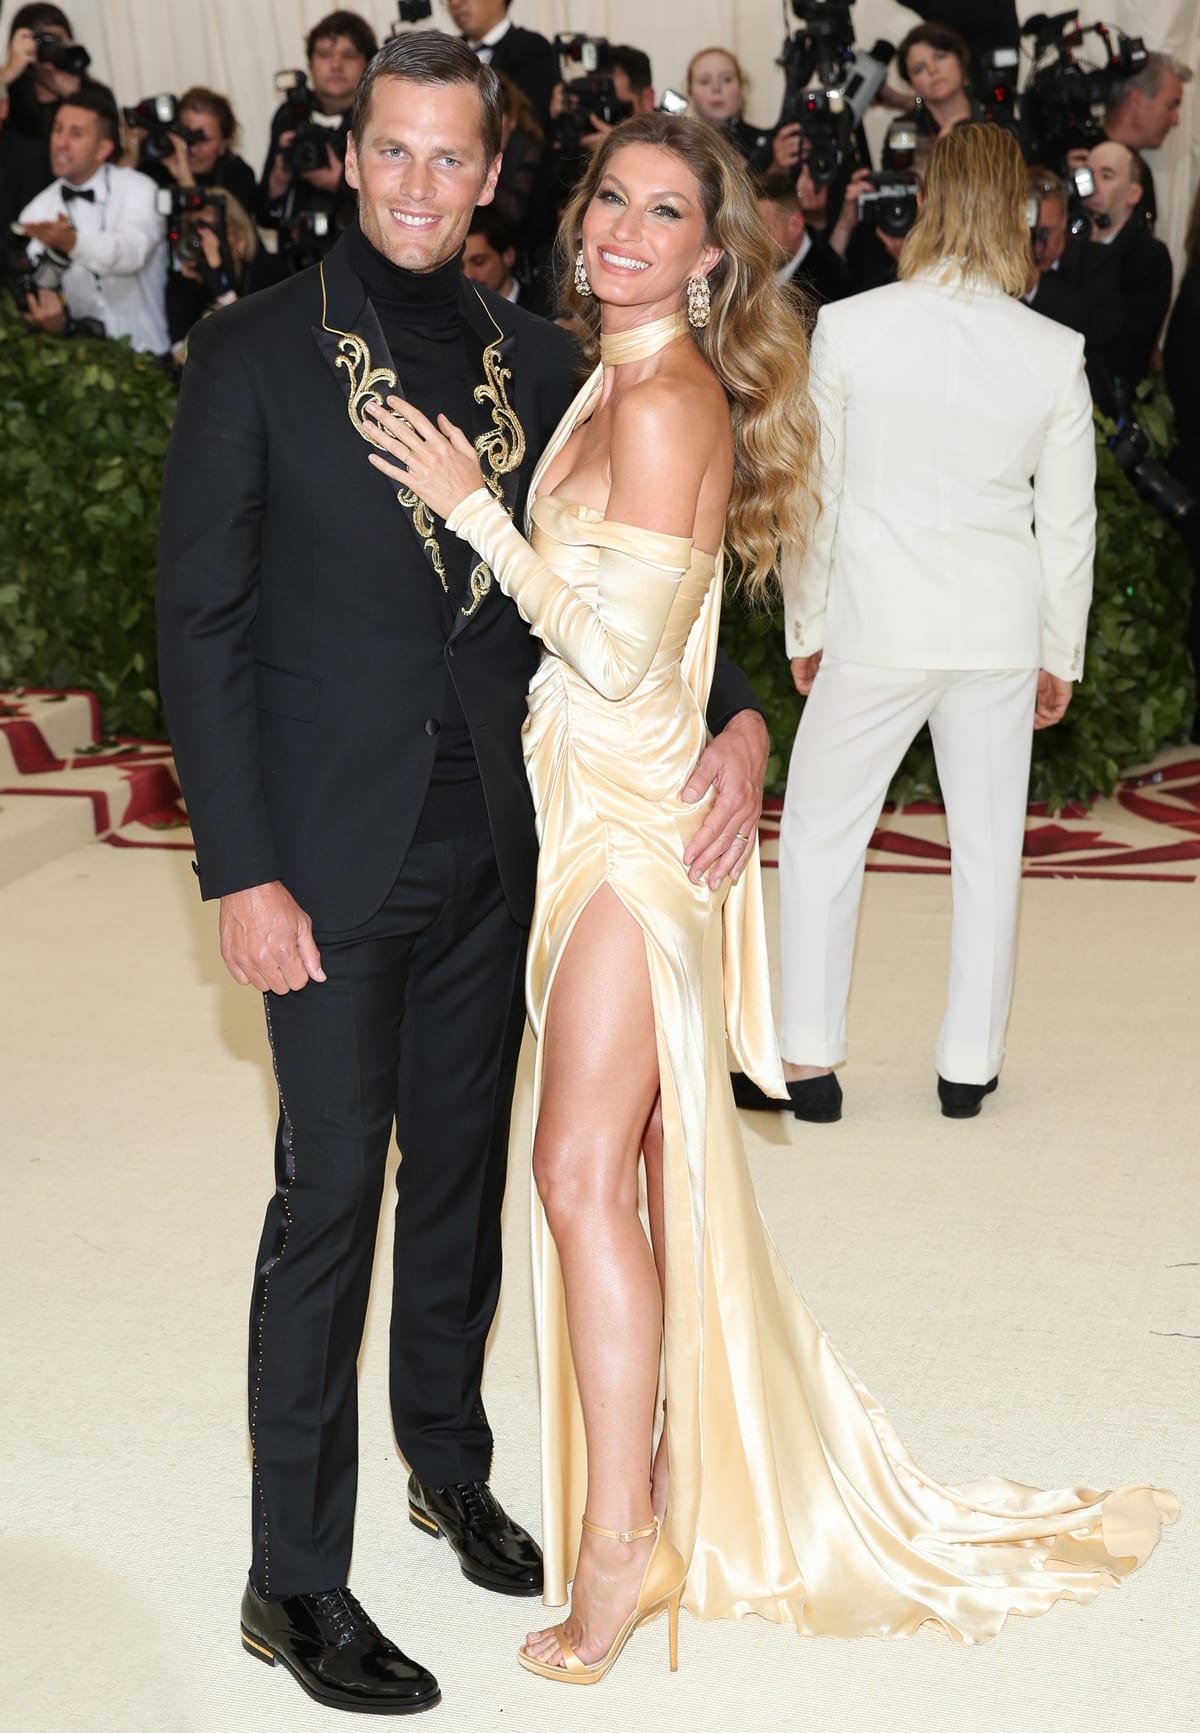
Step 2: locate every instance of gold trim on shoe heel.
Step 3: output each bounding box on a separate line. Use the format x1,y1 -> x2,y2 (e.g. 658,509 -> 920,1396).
667,1585 -> 681,1671
241,1629 -> 277,1665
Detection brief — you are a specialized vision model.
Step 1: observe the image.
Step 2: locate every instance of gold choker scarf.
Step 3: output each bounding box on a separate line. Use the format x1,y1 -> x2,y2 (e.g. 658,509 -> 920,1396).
599,311 -> 689,367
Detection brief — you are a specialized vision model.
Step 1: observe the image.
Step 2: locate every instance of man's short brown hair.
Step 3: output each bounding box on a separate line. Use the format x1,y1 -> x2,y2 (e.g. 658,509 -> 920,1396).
350,31 -> 503,161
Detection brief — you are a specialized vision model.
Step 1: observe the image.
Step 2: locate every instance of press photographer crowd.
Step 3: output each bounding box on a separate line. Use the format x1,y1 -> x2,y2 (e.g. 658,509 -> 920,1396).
2,0 -> 1199,713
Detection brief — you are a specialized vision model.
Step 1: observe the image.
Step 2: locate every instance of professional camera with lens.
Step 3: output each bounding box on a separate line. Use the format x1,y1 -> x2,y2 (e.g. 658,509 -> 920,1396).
274,70 -> 343,178
389,0 -> 432,25
552,35 -> 633,155
278,209 -> 337,273
1107,404 -> 1193,525
776,3 -> 894,188
6,233 -> 67,313
1021,10 -> 1149,166
156,185 -> 228,272
33,30 -> 90,76
123,94 -> 205,163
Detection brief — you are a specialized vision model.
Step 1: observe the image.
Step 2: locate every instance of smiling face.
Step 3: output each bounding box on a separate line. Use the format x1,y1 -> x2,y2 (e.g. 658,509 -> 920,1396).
345,76 -> 500,273
580,140 -> 721,321
905,43 -> 967,108
688,51 -> 742,125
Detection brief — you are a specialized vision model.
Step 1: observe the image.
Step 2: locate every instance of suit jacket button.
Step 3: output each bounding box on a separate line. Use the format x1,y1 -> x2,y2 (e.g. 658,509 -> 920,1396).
425,718 -> 440,736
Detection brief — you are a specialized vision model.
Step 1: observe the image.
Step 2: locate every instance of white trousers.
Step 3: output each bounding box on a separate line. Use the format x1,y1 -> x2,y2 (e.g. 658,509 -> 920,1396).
777,658 -> 1039,1085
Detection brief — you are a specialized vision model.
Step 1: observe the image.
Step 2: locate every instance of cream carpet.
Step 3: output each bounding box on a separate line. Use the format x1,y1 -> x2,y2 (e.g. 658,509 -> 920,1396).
2,844 -> 1195,1733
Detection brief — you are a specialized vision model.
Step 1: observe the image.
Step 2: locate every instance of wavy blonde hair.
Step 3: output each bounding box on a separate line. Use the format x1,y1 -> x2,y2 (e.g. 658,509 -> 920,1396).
555,112 -> 818,600
899,122 -> 1033,296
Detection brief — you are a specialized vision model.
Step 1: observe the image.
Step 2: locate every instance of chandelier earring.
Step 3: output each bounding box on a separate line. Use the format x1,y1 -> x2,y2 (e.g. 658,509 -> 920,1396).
686,273 -> 711,329
574,248 -> 593,297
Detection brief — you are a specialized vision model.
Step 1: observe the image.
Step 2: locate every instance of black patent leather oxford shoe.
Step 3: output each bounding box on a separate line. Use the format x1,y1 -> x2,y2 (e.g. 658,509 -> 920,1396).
240,1579 -> 440,1715
731,1071 -> 843,1123
937,1075 -> 999,1119
408,1474 -> 543,1596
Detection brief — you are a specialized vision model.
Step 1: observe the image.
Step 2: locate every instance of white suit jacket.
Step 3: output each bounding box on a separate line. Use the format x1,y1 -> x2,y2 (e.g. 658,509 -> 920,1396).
20,163 -> 169,356
782,267 -> 1096,681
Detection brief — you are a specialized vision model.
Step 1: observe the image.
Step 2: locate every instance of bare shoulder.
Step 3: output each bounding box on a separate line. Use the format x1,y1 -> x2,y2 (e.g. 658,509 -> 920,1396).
611,360 -> 730,450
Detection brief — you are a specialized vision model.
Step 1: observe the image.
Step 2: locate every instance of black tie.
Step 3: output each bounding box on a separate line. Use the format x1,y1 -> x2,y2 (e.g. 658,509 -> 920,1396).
62,185 -> 95,204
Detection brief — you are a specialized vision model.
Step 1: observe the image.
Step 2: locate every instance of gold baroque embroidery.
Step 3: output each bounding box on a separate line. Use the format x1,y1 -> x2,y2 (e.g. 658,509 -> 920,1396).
318,263 -> 535,615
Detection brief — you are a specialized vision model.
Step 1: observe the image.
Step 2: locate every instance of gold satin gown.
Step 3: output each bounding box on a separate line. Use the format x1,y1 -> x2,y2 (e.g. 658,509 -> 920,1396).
444,313 -> 1177,1643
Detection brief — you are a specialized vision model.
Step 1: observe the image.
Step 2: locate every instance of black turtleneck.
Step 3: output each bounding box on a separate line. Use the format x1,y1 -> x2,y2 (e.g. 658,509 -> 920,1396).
343,222 -> 490,843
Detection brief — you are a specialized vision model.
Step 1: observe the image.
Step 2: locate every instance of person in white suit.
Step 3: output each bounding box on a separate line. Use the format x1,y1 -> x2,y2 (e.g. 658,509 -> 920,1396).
758,123 -> 1096,1123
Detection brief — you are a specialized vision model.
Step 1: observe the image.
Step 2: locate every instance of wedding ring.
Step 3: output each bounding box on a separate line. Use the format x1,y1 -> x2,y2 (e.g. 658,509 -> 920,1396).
735,830 -> 750,843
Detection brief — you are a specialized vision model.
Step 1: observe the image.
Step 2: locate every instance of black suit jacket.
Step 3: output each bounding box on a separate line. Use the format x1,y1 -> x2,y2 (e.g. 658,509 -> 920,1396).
0,125 -> 52,238
157,231 -> 758,932
481,25 -> 560,133
1060,220 -> 1172,403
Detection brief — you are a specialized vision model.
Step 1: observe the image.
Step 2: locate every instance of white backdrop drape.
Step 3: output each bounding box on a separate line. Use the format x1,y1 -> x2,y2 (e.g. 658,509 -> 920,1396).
60,1 -> 1200,268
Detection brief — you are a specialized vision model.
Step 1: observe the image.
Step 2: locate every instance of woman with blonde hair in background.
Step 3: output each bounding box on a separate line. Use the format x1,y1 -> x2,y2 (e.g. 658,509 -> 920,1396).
684,45 -> 772,167
368,113 -> 1175,1684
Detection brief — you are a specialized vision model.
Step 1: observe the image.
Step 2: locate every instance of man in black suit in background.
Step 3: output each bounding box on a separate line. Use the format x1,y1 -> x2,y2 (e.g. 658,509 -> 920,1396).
448,0 -> 558,133
158,32 -> 767,1718
1065,139 -> 1172,401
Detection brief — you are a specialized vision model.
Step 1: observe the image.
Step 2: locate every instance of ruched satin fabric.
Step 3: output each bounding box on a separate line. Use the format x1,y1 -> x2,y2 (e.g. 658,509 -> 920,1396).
450,362 -> 1178,1641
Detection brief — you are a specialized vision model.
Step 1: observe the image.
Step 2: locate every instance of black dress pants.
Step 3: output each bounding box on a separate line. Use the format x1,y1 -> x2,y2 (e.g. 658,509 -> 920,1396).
247,833 -> 528,1597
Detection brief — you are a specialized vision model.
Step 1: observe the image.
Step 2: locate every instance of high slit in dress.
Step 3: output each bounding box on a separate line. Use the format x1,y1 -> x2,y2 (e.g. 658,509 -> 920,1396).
441,330 -> 1177,1643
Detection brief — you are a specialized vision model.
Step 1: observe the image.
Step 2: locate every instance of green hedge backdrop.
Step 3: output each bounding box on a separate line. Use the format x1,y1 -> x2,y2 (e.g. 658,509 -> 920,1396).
0,303 -> 1193,804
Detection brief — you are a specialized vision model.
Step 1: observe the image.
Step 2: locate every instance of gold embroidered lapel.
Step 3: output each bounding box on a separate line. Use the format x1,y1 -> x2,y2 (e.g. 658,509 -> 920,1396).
318,263 -> 525,621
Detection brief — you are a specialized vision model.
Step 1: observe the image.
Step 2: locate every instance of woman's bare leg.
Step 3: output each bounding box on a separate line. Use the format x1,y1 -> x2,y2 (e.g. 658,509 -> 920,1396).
523,885 -> 664,1667
641,1098 -> 670,1522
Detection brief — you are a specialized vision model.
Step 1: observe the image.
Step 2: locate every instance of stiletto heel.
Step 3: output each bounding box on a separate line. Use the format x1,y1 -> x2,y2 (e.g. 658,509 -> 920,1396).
667,1584 -> 682,1671
516,1516 -> 687,1685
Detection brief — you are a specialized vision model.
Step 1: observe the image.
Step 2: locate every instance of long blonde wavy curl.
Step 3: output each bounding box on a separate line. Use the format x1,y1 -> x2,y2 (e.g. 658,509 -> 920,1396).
554,113 -> 819,602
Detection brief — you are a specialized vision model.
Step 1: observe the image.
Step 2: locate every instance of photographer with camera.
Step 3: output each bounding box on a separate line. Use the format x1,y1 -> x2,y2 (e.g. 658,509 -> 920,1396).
822,117 -> 922,293
449,0 -> 557,134
1058,139 -> 1172,401
257,10 -> 376,240
0,69 -> 46,235
134,87 -> 257,217
164,188 -> 279,357
894,21 -> 1022,147
2,3 -> 114,185
15,86 -> 168,354
1025,165 -> 1120,403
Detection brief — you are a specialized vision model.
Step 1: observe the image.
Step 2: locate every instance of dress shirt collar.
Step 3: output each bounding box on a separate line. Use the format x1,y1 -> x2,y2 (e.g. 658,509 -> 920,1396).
777,227 -> 814,284
59,163 -> 109,203
468,16 -> 511,49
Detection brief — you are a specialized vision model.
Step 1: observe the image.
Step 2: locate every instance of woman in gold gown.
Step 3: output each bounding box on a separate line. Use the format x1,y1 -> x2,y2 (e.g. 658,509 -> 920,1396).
364,112 -> 1176,1684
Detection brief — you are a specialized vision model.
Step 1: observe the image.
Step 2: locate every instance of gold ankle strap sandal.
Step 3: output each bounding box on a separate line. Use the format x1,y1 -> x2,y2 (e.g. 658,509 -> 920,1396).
516,1514 -> 687,1686
580,1517 -> 659,1543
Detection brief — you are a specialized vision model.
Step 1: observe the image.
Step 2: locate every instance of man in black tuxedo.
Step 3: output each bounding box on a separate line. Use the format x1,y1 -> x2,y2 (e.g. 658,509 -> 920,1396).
1026,167 -> 1122,406
1063,139 -> 1172,402
756,171 -> 852,324
158,31 -> 767,1718
448,0 -> 558,133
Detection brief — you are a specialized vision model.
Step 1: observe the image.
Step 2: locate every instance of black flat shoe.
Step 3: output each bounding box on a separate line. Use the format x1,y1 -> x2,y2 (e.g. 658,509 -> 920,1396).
937,1075 -> 999,1119
240,1579 -> 440,1715
407,1474 -> 543,1596
731,1071 -> 843,1123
